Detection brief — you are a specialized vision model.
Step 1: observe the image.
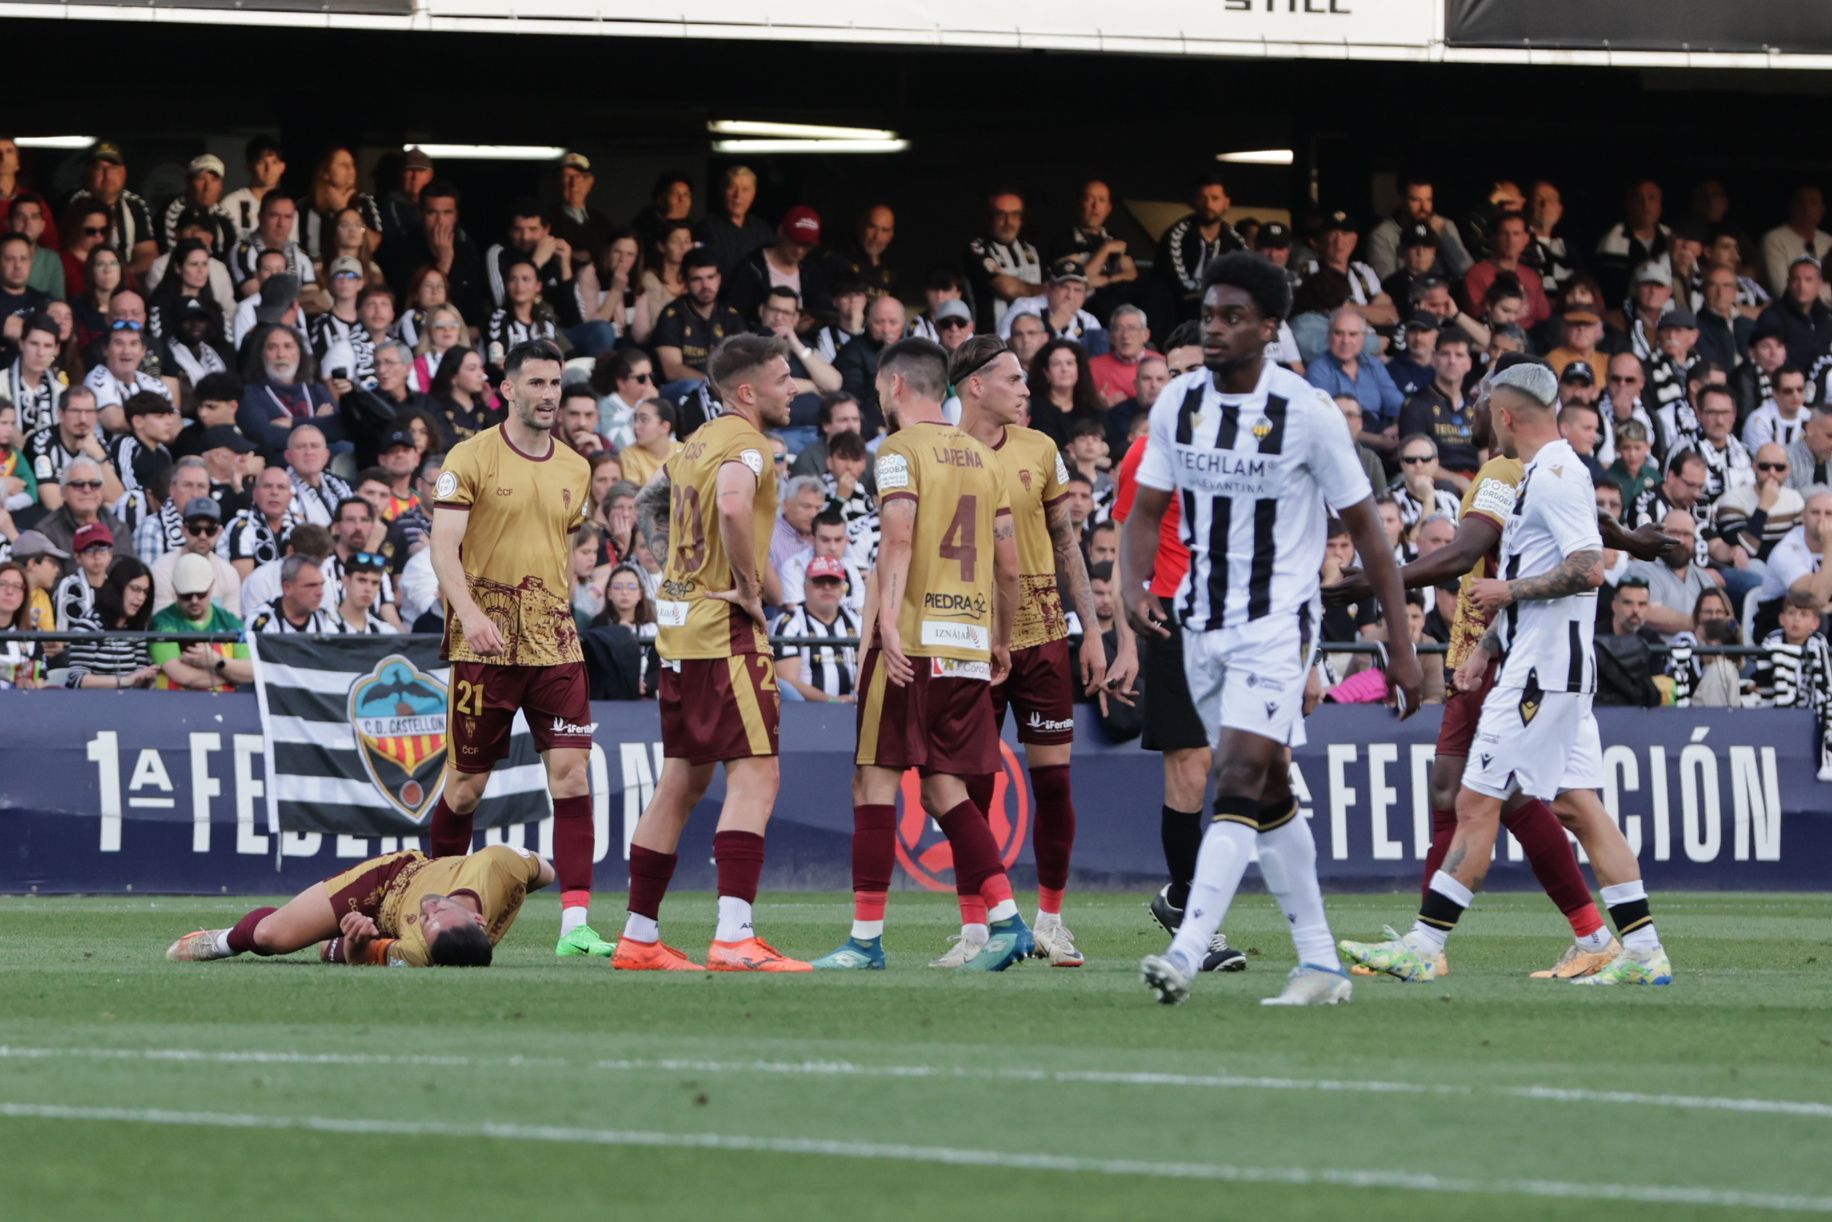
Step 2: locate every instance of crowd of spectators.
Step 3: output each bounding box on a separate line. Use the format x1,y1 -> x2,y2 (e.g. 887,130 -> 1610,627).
0,137 -> 1828,751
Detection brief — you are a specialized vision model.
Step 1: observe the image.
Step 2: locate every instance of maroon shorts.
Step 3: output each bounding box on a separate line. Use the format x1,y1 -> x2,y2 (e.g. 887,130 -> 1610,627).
448,660 -> 593,773
1436,656 -> 1499,759
854,648 -> 998,776
322,850 -> 424,919
991,637 -> 1076,745
657,654 -> 781,766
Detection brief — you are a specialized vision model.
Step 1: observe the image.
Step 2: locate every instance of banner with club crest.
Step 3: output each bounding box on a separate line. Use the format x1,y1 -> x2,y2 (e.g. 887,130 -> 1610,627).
250,635 -> 550,834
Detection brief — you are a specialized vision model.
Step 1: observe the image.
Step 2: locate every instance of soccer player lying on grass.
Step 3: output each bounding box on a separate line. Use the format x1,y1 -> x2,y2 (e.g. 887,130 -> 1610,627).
165,845 -> 552,967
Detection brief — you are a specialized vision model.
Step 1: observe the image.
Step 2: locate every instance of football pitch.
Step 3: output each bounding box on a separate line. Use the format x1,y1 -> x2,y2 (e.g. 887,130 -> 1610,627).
2,890 -> 1828,1221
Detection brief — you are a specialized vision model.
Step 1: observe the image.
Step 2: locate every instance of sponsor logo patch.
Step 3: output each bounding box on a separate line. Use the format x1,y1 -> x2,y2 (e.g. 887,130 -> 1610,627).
346,654 -> 449,823
919,620 -> 989,651
876,452 -> 911,491
434,471 -> 459,501
550,716 -> 598,736
655,599 -> 689,627
739,448 -> 764,478
930,656 -> 992,681
1024,711 -> 1074,732
1054,452 -> 1070,486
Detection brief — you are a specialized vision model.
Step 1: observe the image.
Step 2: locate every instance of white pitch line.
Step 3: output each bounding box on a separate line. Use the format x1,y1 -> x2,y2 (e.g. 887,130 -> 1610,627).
0,1101 -> 1826,1214
3,1045 -> 1829,1121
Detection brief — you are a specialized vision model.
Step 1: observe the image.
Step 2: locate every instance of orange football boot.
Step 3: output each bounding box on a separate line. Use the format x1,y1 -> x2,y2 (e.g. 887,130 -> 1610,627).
612,937 -> 705,971
706,936 -> 813,972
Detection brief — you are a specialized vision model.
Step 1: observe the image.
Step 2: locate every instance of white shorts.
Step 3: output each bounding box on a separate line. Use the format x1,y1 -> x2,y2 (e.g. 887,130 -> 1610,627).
1181,610 -> 1313,749
1463,687 -> 1602,801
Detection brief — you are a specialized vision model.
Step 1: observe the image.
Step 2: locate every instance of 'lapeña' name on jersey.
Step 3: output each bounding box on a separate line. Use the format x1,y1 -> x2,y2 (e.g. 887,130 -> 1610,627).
929,447 -> 985,468
1172,446 -> 1276,496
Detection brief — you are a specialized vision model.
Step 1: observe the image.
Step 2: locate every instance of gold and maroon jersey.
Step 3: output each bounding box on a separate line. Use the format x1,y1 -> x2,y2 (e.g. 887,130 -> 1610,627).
435,426 -> 591,667
323,845 -> 543,967
1447,455 -> 1525,670
656,414 -> 778,661
987,425 -> 1071,651
874,421 -> 1011,665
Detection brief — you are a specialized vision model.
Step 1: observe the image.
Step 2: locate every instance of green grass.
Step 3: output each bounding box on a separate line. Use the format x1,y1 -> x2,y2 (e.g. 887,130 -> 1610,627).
1,890 -> 1829,1221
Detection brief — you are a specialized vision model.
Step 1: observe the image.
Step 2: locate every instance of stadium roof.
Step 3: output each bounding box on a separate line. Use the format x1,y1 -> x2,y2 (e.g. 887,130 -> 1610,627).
6,0 -> 1832,71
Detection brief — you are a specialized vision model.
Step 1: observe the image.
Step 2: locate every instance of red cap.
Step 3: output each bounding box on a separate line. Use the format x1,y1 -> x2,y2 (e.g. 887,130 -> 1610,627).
781,205 -> 822,245
72,522 -> 115,552
806,556 -> 846,583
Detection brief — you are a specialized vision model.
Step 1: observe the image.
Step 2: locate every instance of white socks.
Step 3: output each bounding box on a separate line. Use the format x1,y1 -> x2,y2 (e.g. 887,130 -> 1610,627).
987,900 -> 1018,923
211,930 -> 234,956
560,905 -> 589,937
1167,820 -> 1256,971
1256,815 -> 1339,970
1577,927 -> 1614,952
959,922 -> 989,945
851,919 -> 885,941
622,913 -> 659,942
715,896 -> 754,943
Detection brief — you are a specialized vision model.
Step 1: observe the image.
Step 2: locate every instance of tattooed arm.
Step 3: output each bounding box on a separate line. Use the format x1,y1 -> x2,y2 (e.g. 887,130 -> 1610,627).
1469,549 -> 1602,612
1046,499 -> 1110,696
635,471 -> 671,555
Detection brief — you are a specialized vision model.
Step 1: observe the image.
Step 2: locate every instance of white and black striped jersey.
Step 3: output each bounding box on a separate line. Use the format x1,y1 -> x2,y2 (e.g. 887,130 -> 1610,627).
288,471 -> 353,527
1757,629 -> 1832,713
106,434 -> 169,494
298,195 -> 383,263
328,604 -> 396,634
53,571 -> 98,628
228,237 -> 316,289
996,297 -> 1104,345
1392,484 -> 1461,529
60,612 -> 152,686
221,189 -> 299,243
771,604 -> 860,699
1693,436 -> 1755,506
1157,216 -> 1242,297
483,307 -> 558,368
844,509 -> 882,572
1301,259 -> 1385,307
1135,365 -> 1374,632
134,502 -> 188,565
224,509 -> 296,568
1492,438 -> 1601,695
23,426 -> 83,486
158,198 -> 236,254
964,234 -> 1042,327
83,365 -> 171,414
1743,403 -> 1806,451
1628,483 -> 1712,566
248,597 -> 336,634
67,189 -> 155,255
323,552 -> 396,615
6,361 -> 65,435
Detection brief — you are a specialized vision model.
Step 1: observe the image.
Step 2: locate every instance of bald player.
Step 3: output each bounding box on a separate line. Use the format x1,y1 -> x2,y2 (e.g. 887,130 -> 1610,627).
166,845 -> 552,967
618,333 -> 810,972
812,337 -> 1033,971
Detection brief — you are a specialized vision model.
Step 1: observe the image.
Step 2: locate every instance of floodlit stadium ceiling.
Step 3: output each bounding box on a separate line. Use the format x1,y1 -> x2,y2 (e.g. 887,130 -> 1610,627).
4,0 -> 1832,70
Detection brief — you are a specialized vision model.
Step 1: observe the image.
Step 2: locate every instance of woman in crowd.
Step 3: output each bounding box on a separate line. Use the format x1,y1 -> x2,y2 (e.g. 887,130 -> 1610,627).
0,561 -> 41,689
587,451 -> 623,517
571,521 -> 607,627
73,245 -> 125,351
426,346 -> 497,446
397,265 -> 450,350
592,561 -> 659,698
589,348 -> 653,451
1666,587 -> 1745,708
483,258 -> 559,371
324,205 -> 386,287
1025,337 -> 1106,449
631,221 -> 693,344
409,303 -> 468,393
580,230 -> 642,338
391,405 -> 439,458
596,479 -> 641,567
148,239 -> 231,345
298,148 -> 382,263
61,558 -> 159,690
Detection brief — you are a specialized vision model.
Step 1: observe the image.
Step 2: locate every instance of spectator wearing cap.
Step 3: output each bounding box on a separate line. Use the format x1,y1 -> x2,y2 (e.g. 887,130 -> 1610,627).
997,257 -> 1108,354
694,165 -> 774,281
1606,418 -> 1659,518
53,521 -> 115,627
1695,261 -> 1755,373
13,529 -> 68,631
380,147 -> 435,246
380,180 -> 490,326
1386,312 -> 1439,398
158,154 -> 236,254
485,199 -> 598,349
831,205 -> 898,301
229,192 -> 315,300
159,294 -> 234,392
149,494 -> 239,613
1755,255 -> 1832,371
725,205 -> 831,326
965,190 -> 1044,332
545,151 -> 615,269
222,138 -> 292,243
230,252 -> 308,349
1546,300 -> 1604,386
1714,442 -> 1804,569
1745,364 -> 1810,452
1464,211 -> 1551,330
1087,304 -> 1157,406
1523,180 -> 1577,299
1366,176 -> 1474,281
107,390 -> 180,495
148,551 -> 252,691
1733,326 -> 1791,422
1759,186 -> 1832,297
1558,359 -> 1601,410
1255,222 -> 1301,295
191,423 -> 257,517
772,554 -> 861,704
903,269 -> 968,344
1305,308 -> 1402,452
372,429 -> 421,522
1594,179 -> 1671,309
1304,211 -> 1395,326
67,142 -> 158,278
1611,260 -> 1674,363
652,250 -> 746,394
1379,221 -> 1442,313
1397,328 -> 1478,479
1646,308 -> 1702,433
